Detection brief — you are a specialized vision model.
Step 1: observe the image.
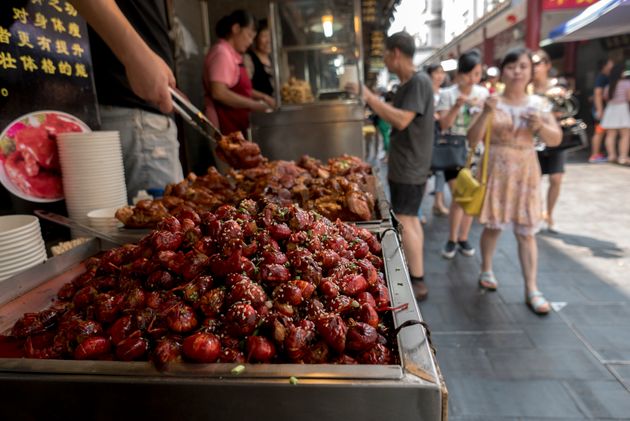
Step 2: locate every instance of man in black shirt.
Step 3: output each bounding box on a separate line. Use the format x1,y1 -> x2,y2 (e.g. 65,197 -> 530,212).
348,32 -> 434,301
73,0 -> 183,202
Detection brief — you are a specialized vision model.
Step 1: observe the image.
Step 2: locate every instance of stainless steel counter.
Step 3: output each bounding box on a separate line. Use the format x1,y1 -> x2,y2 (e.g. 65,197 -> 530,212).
251,101 -> 365,162
0,228 -> 444,420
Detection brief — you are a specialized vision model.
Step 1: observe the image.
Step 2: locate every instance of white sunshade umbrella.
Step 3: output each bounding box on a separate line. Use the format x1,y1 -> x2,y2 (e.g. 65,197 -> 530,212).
546,0 -> 630,43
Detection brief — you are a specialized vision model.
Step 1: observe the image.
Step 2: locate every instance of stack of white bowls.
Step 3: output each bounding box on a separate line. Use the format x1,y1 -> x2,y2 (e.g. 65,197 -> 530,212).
87,207 -> 123,233
0,215 -> 47,281
57,131 -> 128,227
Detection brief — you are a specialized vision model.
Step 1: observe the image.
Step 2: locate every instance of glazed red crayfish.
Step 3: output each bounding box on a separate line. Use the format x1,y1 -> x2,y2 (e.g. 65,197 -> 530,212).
10,199 -> 399,366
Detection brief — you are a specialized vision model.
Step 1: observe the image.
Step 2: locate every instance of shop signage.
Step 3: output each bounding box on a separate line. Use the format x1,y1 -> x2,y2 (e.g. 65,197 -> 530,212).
601,33 -> 630,50
542,0 -> 597,10
0,0 -> 98,132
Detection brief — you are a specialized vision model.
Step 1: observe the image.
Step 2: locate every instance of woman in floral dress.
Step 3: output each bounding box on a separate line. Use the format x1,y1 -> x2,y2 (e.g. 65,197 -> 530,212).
467,48 -> 561,315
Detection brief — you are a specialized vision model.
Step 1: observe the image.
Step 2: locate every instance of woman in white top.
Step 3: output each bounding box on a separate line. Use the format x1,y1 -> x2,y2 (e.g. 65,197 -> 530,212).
601,65 -> 630,165
436,50 -> 489,259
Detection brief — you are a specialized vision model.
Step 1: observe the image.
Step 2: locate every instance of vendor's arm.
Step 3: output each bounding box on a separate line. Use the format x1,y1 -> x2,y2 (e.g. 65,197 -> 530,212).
70,0 -> 175,114
210,82 -> 269,112
363,88 -> 414,131
251,89 -> 276,109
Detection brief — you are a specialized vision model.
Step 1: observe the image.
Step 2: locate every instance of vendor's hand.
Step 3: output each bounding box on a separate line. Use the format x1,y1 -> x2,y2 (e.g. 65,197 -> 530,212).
125,48 -> 176,114
252,100 -> 272,113
482,94 -> 498,114
262,94 -> 276,109
345,82 -> 368,101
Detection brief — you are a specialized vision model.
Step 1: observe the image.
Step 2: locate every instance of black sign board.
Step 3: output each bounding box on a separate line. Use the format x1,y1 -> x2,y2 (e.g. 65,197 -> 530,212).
0,0 -> 98,213
0,0 -> 98,129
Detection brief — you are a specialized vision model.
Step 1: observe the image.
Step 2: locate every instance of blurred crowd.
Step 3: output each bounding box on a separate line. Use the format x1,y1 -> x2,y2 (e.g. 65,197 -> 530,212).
362,31 -> 630,314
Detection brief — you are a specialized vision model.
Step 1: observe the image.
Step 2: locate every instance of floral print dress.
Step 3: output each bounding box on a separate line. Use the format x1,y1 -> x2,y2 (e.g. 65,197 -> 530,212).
478,95 -> 547,235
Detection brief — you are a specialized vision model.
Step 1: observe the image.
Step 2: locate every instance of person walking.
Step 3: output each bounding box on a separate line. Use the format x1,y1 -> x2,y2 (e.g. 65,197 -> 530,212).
436,50 -> 489,259
601,65 -> 630,165
203,10 -> 275,136
589,58 -> 614,163
467,47 -> 562,315
426,63 -> 449,217
346,32 -> 434,301
532,50 -> 566,233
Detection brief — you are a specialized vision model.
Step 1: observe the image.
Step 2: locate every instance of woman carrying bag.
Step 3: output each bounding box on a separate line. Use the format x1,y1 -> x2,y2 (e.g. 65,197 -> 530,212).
436,50 -> 489,259
466,48 -> 561,315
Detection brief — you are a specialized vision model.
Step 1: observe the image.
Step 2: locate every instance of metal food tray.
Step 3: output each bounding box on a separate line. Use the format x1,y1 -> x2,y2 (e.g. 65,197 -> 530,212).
0,229 -> 441,420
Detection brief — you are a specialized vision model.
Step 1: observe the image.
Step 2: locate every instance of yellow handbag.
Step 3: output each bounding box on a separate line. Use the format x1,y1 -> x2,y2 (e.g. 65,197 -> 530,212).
453,116 -> 492,217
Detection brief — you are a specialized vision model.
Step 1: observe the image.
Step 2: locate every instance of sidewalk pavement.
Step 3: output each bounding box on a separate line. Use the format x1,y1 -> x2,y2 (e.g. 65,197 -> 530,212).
417,158 -> 630,420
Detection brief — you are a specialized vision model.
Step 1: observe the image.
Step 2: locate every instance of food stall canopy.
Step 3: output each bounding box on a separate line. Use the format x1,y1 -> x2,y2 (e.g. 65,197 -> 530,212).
546,0 -> 630,43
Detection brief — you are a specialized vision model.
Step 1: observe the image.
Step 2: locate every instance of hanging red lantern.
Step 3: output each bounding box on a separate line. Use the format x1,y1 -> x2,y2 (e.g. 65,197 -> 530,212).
506,14 -> 517,24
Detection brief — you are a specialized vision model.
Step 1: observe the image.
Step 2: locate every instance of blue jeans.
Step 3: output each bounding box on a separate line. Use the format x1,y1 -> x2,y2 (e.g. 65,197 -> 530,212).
434,170 -> 445,193
99,106 -> 184,203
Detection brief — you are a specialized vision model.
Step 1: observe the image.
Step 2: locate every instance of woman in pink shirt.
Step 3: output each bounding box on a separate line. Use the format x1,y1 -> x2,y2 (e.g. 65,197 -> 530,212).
204,10 -> 275,135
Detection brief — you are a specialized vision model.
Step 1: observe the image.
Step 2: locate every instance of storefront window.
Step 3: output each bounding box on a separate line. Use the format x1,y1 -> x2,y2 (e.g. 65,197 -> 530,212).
273,0 -> 361,105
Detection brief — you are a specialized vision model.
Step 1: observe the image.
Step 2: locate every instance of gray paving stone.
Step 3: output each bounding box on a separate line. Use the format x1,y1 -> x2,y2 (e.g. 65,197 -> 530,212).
521,324 -> 585,349
502,303 -> 566,325
449,417 -> 521,421
417,160 -> 630,418
498,284 -> 588,304
561,303 -> 630,326
574,284 -> 630,303
446,377 -> 585,418
434,348 -> 495,378
564,380 -> 630,419
610,364 -> 630,384
573,325 -> 630,362
418,301 -> 517,331
485,348 -> 614,381
432,330 -> 533,349
498,286 -> 529,304
419,284 -> 503,305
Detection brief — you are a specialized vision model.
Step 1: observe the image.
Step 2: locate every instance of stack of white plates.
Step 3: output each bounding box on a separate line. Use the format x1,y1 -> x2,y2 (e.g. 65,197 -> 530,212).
0,215 -> 47,281
87,207 -> 123,233
57,131 -> 128,226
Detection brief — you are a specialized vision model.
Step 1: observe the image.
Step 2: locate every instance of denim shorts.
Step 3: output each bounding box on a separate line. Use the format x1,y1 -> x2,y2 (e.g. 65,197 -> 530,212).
99,106 -> 184,203
388,180 -> 426,216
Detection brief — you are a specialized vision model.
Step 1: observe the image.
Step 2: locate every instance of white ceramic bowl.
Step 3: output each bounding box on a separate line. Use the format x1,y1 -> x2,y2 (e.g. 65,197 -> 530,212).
0,224 -> 42,244
0,233 -> 44,255
0,251 -> 47,274
0,243 -> 46,264
0,215 -> 39,236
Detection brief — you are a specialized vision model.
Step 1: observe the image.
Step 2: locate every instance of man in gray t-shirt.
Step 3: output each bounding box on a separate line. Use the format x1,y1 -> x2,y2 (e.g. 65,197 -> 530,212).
346,32 -> 433,301
388,72 -> 434,185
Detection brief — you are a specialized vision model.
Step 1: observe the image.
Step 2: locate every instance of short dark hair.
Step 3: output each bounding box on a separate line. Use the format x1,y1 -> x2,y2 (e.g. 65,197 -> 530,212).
500,47 -> 533,72
458,49 -> 482,74
425,63 -> 443,75
216,9 -> 256,39
385,32 -> 415,58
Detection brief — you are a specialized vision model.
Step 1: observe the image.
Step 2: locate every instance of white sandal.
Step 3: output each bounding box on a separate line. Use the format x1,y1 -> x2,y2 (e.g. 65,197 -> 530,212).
478,271 -> 498,291
527,290 -> 551,315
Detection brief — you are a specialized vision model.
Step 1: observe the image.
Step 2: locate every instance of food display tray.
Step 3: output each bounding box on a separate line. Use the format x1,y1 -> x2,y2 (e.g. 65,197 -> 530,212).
0,229 -> 442,420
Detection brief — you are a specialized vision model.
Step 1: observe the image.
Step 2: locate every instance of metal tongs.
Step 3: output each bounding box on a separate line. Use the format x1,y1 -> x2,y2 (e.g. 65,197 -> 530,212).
169,87 -> 223,145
